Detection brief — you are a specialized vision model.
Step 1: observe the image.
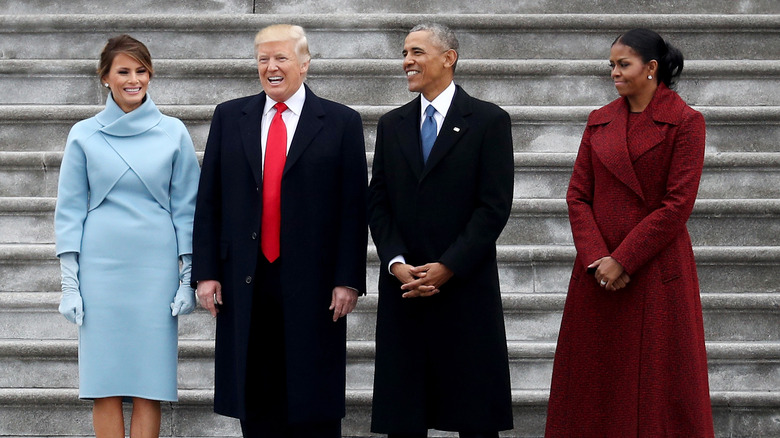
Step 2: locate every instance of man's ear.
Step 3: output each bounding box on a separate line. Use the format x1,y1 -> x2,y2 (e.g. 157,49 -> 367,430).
444,49 -> 458,69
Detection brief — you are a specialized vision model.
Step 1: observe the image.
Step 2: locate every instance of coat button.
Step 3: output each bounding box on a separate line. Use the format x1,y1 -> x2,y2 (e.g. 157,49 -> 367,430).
251,232 -> 257,240
245,276 -> 252,284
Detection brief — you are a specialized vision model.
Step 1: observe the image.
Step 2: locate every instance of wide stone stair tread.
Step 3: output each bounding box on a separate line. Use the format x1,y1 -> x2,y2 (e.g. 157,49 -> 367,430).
1,338 -> 778,391
0,244 -> 778,294
4,59 -> 780,106
0,387 -> 777,437
2,104 -> 778,155
2,14 -> 779,60
3,104 -> 779,154
2,290 -> 777,343
4,196 -> 780,245
3,0 -> 779,15
1,150 -> 779,198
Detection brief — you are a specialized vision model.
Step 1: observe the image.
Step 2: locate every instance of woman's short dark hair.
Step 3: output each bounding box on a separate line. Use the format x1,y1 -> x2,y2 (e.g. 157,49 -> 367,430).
97,34 -> 154,81
613,28 -> 684,88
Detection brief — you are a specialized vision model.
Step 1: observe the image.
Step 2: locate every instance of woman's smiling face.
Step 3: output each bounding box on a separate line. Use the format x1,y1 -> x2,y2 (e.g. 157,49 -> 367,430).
102,52 -> 150,113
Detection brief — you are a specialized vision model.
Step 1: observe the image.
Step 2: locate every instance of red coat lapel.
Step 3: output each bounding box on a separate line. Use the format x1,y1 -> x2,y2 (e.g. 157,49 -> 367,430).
588,84 -> 687,203
589,97 -> 645,201
626,111 -> 665,162
629,84 -> 686,161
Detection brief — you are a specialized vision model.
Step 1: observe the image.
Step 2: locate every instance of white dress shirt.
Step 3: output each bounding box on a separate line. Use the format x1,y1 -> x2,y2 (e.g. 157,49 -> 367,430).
418,81 -> 456,135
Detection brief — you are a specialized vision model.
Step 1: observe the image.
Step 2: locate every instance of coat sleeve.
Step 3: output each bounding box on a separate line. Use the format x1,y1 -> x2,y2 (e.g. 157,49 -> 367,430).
368,116 -> 409,269
191,105 -> 224,284
610,110 -> 706,275
54,127 -> 90,256
437,108 -> 514,277
333,110 -> 368,294
169,120 -> 200,256
566,121 -> 611,268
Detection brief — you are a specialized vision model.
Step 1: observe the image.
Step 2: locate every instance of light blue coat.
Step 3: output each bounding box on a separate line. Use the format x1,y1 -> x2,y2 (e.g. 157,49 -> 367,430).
55,94 -> 200,401
56,94 -> 198,257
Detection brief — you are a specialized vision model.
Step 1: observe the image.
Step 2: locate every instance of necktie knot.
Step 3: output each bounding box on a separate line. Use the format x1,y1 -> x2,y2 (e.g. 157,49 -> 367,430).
274,102 -> 288,115
425,105 -> 436,117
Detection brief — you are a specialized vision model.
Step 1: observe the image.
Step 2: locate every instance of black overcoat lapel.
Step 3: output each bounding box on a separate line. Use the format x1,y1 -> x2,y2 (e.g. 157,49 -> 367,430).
239,93 -> 265,187
394,97 -> 425,180
284,85 -> 325,175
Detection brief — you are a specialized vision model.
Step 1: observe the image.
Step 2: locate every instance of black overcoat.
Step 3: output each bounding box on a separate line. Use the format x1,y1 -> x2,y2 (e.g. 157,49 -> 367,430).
191,85 -> 368,422
368,86 -> 514,433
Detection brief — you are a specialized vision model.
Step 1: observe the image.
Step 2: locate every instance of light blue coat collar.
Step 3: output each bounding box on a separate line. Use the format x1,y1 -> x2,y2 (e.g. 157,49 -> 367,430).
96,93 -> 162,137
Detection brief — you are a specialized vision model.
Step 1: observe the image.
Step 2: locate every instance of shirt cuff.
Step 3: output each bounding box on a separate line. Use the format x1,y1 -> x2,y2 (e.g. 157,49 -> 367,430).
388,255 -> 406,275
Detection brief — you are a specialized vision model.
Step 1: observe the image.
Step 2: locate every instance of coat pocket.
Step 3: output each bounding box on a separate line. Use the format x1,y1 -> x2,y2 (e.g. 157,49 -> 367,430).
658,245 -> 682,284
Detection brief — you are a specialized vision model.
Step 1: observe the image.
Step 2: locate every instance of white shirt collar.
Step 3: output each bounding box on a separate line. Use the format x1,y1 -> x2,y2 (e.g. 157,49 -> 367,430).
263,83 -> 306,116
420,81 -> 456,120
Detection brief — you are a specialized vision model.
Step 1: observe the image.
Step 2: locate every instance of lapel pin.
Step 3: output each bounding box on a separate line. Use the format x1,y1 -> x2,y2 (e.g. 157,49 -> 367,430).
453,127 -> 460,132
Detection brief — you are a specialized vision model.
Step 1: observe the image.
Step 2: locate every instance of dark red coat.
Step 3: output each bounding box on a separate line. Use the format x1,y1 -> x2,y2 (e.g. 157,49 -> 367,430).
546,84 -> 714,437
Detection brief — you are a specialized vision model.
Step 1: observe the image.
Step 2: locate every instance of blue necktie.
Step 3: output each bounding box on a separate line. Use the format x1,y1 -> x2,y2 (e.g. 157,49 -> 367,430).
421,105 -> 437,163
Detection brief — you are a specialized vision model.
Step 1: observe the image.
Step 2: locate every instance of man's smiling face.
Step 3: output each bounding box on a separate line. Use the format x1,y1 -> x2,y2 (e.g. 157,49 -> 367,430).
256,39 -> 309,102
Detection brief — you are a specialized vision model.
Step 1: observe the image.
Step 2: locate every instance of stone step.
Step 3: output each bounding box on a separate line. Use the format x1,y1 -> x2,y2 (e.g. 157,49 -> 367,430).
0,0 -> 253,14
504,198 -> 780,246
0,197 -> 53,244
3,59 -> 779,106
0,339 -> 215,391
1,14 -> 778,60
0,387 -> 777,437
2,151 -> 777,198
352,293 -> 779,343
1,244 -> 778,294
2,105 -> 778,154
4,291 -> 778,344
5,197 -> 780,247
2,339 -> 777,394
512,152 -> 780,199
3,0 -> 778,15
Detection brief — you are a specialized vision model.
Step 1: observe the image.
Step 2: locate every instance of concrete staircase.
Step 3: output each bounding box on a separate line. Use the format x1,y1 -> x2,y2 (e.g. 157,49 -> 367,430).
1,1 -> 779,436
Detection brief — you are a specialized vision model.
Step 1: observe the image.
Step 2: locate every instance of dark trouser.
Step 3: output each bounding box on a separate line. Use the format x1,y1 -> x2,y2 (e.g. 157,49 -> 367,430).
388,433 -> 498,438
240,257 -> 341,438
241,418 -> 341,438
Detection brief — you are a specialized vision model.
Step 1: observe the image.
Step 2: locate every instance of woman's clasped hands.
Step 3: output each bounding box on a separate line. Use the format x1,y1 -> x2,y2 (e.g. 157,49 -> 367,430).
589,256 -> 630,291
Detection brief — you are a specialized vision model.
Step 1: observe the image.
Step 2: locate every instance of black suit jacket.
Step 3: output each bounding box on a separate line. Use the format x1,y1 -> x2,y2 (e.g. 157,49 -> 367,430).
368,86 -> 514,433
192,85 -> 368,422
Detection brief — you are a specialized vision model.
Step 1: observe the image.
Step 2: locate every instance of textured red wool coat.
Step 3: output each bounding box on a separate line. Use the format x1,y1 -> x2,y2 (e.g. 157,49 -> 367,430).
545,84 -> 715,437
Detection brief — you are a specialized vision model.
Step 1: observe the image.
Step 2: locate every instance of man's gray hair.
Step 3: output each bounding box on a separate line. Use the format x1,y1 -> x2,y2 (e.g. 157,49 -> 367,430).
410,23 -> 459,52
410,23 -> 460,71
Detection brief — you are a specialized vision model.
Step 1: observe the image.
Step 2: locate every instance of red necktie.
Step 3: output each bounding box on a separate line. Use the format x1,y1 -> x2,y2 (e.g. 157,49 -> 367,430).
261,102 -> 288,262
